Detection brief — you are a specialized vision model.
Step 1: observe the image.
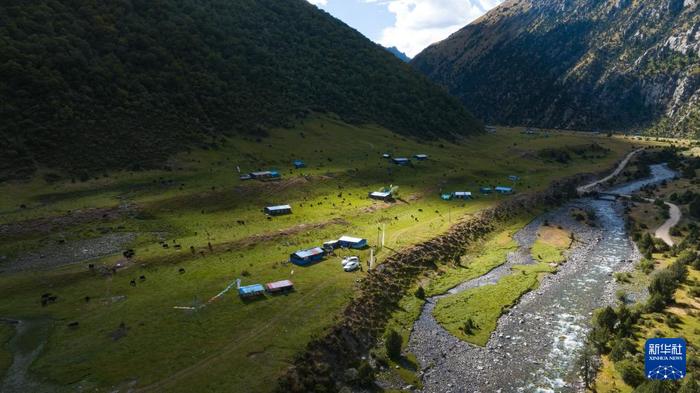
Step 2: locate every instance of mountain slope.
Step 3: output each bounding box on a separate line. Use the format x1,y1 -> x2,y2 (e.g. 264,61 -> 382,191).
0,0 -> 480,180
412,0 -> 700,138
386,46 -> 411,62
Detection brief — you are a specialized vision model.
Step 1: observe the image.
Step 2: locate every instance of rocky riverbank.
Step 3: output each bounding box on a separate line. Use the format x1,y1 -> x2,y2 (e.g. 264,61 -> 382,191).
409,164 -> 677,393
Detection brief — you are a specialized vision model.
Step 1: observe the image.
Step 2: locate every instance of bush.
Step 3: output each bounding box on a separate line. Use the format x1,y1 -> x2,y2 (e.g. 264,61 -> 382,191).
633,380 -> 679,393
463,317 -> 478,335
616,359 -> 645,387
678,372 -> 699,393
355,361 -> 375,387
638,258 -> 655,274
384,329 -> 402,360
595,306 -> 618,331
609,339 -> 636,362
646,293 -> 667,313
690,198 -> 700,219
649,270 -> 678,303
414,286 -> 425,299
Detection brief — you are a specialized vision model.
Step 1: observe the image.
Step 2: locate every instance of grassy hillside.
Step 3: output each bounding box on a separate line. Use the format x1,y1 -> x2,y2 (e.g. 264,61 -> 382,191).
0,116 -> 639,392
0,0 -> 480,180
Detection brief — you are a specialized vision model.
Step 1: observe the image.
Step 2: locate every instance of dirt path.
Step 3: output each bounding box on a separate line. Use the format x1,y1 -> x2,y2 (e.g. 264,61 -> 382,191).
654,201 -> 681,246
0,318 -> 55,393
577,148 -> 643,194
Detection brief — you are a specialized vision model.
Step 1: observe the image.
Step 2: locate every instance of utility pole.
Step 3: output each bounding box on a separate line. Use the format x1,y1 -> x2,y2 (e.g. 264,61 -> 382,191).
381,223 -> 386,248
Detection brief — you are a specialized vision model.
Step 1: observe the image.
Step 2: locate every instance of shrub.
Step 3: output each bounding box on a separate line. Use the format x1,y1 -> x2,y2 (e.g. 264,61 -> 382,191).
384,329 -> 402,360
616,359 -> 645,387
463,317 -> 478,335
649,270 -> 678,303
690,198 -> 700,219
595,306 -> 618,331
609,339 -> 636,362
355,361 -> 375,387
638,258 -> 655,274
646,293 -> 667,313
414,286 -> 425,299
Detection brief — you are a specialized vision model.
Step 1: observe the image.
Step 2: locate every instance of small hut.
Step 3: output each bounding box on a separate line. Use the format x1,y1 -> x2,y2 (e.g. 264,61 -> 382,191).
495,186 -> 513,194
238,284 -> 265,298
265,280 -> 294,293
290,247 -> 326,265
414,154 -> 428,161
338,236 -> 368,249
264,204 -> 292,216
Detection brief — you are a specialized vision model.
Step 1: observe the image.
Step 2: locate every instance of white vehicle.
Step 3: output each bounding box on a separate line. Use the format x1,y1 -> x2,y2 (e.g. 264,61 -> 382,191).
341,256 -> 360,267
343,260 -> 360,272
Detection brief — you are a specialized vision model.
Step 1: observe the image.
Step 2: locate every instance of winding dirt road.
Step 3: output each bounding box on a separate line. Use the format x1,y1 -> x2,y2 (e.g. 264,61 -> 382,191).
577,148 -> 643,194
654,201 -> 681,246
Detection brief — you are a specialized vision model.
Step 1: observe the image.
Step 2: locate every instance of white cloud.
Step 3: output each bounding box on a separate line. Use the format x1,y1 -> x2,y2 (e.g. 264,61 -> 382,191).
307,0 -> 328,5
373,0 -> 503,57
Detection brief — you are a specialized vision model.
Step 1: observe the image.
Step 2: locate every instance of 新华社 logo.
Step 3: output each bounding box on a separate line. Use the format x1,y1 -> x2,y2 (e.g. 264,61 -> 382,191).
645,338 -> 686,380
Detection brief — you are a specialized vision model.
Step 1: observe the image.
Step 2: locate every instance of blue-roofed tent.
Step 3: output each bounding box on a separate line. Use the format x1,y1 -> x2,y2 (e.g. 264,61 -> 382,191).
453,192 -> 472,199
290,247 -> 326,265
414,154 -> 428,160
293,160 -> 305,169
441,193 -> 453,200
323,240 -> 340,251
508,175 -> 520,182
369,191 -> 392,201
240,174 -> 252,181
250,170 -> 281,180
382,153 -> 391,159
337,236 -> 367,249
495,186 -> 513,194
392,158 -> 410,166
480,187 -> 493,194
239,284 -> 265,298
264,204 -> 292,215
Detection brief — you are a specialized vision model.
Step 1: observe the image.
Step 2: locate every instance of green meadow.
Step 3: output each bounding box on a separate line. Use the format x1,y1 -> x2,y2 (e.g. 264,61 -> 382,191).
432,225 -> 571,346
0,116 -> 639,392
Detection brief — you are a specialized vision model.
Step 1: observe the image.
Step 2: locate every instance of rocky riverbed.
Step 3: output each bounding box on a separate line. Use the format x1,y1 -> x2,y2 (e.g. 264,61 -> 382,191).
408,164 -> 677,393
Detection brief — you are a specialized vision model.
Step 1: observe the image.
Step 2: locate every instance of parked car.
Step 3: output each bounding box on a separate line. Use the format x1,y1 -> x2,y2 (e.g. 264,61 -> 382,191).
341,256 -> 360,267
343,260 -> 360,272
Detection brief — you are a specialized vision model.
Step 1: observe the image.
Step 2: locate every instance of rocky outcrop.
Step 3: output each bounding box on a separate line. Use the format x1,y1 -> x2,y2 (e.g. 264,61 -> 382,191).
412,0 -> 700,138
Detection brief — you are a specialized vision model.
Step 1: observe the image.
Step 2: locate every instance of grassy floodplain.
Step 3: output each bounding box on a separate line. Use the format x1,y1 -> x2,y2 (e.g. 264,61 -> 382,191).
0,117 -> 639,392
432,225 -> 571,346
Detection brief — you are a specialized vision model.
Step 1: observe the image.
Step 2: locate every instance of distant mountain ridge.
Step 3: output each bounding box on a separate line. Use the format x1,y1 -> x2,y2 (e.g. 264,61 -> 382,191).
385,46 -> 411,62
412,0 -> 700,138
0,0 -> 480,180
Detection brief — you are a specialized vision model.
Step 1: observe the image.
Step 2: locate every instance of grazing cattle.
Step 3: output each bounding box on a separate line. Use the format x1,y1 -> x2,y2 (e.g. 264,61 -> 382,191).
88,264 -> 95,269
139,275 -> 146,281
178,268 -> 186,274
123,249 -> 135,258
162,243 -> 169,249
85,296 -> 91,303
68,322 -> 79,329
129,280 -> 136,287
190,246 -> 195,255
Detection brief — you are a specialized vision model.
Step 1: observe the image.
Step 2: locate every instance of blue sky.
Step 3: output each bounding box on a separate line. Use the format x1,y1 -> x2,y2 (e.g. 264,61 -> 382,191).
307,0 -> 503,57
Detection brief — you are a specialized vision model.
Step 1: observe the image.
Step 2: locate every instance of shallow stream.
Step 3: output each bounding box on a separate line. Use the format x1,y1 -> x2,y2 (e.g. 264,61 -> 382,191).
409,164 -> 676,392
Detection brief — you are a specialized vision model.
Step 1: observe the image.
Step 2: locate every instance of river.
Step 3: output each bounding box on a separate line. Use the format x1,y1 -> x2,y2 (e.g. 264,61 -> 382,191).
408,164 -> 677,392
